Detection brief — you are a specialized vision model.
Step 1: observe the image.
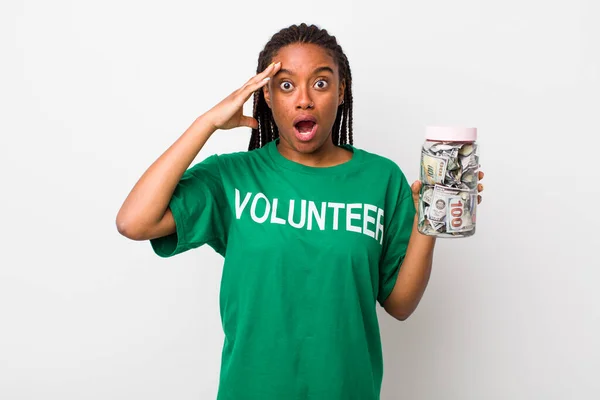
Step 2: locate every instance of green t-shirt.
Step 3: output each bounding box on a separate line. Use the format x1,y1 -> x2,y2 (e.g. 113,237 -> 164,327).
150,138 -> 415,400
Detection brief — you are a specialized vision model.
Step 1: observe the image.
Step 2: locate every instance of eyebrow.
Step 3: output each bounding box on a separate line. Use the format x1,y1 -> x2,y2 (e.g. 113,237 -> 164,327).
274,66 -> 335,78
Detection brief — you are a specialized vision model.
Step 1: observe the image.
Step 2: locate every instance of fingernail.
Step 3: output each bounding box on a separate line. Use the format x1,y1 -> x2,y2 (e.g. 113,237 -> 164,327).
268,62 -> 275,68
263,77 -> 271,82
274,61 -> 281,67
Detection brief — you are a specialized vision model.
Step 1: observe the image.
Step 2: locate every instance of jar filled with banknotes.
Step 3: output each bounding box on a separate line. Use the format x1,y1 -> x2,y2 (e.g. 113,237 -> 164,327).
418,127 -> 479,238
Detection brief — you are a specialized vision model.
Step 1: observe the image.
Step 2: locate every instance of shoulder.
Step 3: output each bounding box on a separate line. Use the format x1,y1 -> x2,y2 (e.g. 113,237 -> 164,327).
351,145 -> 413,200
192,144 -> 270,170
352,146 -> 408,180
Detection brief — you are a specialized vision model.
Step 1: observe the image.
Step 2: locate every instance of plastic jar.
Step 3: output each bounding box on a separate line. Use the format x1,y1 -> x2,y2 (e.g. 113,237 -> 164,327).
417,126 -> 479,238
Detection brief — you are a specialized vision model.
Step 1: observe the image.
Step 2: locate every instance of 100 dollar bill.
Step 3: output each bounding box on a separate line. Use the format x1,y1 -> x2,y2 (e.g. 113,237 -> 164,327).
446,195 -> 474,232
427,185 -> 459,222
421,151 -> 448,185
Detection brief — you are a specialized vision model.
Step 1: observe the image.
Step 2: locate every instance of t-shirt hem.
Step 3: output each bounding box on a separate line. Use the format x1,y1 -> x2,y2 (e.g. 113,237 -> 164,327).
149,194 -> 190,257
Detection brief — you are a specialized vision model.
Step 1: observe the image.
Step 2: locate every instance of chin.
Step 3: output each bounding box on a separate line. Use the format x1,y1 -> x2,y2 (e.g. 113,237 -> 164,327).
287,134 -> 330,153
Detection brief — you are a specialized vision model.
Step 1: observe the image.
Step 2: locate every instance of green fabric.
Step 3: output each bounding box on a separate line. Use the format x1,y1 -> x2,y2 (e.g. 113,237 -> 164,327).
150,138 -> 415,399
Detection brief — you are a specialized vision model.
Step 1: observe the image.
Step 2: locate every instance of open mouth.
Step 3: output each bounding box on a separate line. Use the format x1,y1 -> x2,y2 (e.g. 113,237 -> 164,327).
293,118 -> 318,142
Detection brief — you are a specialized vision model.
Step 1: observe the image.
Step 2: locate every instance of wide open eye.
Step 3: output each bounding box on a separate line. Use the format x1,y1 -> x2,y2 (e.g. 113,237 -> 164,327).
280,81 -> 294,91
314,79 -> 329,89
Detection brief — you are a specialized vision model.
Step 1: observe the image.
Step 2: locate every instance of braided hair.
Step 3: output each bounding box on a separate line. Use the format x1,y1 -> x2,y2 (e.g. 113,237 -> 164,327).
248,23 -> 354,151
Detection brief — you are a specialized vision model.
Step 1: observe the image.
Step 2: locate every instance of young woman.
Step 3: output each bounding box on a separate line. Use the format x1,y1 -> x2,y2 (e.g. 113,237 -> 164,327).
117,23 -> 484,400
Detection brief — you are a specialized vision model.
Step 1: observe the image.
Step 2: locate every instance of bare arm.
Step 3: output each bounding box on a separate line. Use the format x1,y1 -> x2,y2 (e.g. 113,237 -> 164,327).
383,216 -> 436,321
115,116 -> 215,240
116,61 -> 282,241
383,175 -> 485,320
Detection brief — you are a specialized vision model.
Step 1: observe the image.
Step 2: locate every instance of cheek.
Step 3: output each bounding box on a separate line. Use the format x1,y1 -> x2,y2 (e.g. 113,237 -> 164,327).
323,96 -> 340,119
271,94 -> 291,109
269,104 -> 293,129
271,96 -> 293,115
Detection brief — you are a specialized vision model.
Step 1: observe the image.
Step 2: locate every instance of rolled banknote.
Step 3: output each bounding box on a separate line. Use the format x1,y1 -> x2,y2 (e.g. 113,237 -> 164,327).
422,186 -> 434,205
421,151 -> 448,185
427,185 -> 460,222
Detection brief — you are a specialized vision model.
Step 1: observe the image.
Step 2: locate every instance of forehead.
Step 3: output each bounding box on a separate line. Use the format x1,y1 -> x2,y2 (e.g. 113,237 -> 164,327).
272,43 -> 338,75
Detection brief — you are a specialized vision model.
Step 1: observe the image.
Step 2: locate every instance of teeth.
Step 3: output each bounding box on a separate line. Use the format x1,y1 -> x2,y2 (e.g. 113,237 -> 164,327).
295,122 -> 314,133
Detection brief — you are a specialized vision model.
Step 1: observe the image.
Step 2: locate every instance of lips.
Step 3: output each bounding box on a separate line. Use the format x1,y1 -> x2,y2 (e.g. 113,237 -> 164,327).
293,114 -> 317,126
292,114 -> 318,142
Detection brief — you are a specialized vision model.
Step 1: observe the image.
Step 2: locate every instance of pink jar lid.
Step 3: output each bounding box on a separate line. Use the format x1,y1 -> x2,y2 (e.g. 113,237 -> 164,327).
425,126 -> 477,141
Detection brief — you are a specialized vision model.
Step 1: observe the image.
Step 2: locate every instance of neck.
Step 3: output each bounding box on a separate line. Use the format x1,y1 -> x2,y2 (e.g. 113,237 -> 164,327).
275,136 -> 352,167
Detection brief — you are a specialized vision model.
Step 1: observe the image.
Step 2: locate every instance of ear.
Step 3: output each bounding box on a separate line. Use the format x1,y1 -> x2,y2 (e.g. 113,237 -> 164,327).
263,85 -> 272,109
338,79 -> 346,106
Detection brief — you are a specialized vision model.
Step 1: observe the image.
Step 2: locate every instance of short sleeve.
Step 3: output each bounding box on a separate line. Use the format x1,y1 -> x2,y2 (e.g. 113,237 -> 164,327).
377,170 -> 416,306
150,154 -> 230,258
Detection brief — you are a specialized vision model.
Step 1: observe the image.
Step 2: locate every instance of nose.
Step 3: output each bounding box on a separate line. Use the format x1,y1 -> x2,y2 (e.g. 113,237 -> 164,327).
296,86 -> 314,109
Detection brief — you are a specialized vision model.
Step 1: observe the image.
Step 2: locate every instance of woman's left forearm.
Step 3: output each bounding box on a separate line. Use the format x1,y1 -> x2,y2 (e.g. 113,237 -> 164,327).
383,216 -> 436,320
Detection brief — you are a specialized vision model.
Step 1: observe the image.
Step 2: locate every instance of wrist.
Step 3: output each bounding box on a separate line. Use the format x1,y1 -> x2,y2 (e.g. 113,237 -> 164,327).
413,215 -> 437,242
193,113 -> 218,137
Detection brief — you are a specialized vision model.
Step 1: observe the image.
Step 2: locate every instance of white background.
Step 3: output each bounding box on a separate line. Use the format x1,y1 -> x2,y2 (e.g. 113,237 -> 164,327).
1,0 -> 598,399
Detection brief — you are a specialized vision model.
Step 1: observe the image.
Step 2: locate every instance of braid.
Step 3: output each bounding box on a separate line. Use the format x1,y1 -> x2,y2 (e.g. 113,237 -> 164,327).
248,23 -> 354,151
348,90 -> 354,145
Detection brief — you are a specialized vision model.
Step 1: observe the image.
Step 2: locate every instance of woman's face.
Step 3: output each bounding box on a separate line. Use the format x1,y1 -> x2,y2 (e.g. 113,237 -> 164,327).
263,43 -> 345,156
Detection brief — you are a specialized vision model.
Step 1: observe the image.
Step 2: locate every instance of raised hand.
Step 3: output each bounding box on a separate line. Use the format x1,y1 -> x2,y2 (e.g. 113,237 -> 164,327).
205,61 -> 281,131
